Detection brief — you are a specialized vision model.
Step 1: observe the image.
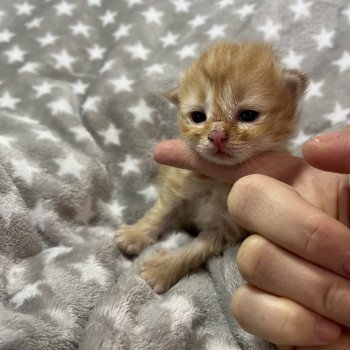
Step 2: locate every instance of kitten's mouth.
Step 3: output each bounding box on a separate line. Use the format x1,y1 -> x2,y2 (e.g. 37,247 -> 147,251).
213,149 -> 231,159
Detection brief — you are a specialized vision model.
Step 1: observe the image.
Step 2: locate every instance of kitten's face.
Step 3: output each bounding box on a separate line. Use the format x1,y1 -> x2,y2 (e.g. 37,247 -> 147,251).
166,41 -> 308,166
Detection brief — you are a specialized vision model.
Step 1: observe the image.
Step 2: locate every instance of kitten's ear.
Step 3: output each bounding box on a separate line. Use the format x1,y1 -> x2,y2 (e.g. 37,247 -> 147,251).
283,68 -> 309,101
161,87 -> 179,105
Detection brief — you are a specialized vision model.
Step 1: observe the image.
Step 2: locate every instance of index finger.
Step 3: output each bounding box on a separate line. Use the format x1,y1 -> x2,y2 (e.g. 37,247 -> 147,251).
228,174 -> 350,278
153,139 -> 305,184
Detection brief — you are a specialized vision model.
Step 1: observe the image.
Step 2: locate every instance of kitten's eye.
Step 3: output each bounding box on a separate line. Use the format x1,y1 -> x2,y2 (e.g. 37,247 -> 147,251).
190,111 -> 207,124
238,110 -> 260,122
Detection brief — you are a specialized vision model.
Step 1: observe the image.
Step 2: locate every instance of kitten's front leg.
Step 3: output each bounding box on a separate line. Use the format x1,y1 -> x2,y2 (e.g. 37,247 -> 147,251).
139,231 -> 226,293
116,197 -> 178,255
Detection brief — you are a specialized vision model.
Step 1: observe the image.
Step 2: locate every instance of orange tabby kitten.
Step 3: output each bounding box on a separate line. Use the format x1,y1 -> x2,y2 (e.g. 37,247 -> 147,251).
116,41 -> 308,293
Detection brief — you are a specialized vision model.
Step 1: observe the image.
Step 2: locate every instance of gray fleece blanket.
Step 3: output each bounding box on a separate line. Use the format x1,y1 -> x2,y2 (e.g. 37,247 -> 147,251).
0,0 -> 349,349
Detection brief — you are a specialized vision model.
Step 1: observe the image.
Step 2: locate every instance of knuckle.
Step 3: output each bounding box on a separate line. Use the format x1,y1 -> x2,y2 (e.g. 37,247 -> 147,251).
273,308 -> 300,345
304,214 -> 331,255
228,174 -> 267,222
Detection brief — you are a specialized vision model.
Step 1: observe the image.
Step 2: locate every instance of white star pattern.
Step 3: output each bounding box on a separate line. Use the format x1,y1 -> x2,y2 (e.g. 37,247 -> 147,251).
10,158 -> 40,185
47,98 -> 73,115
70,80 -> 89,95
160,31 -> 179,47
218,0 -> 234,9
99,10 -> 117,26
176,43 -> 198,60
109,74 -> 134,93
107,200 -> 126,218
324,103 -> 350,124
312,28 -> 335,51
127,99 -> 155,124
125,42 -> 151,60
36,32 -> 59,47
14,2 -> 35,16
206,24 -> 227,40
113,23 -> 132,41
26,17 -> 44,30
86,44 -> 106,60
98,124 -> 121,146
188,15 -> 208,29
33,81 -> 54,97
138,184 -> 159,203
34,129 -> 60,142
54,154 -> 84,178
124,0 -> 143,7
141,7 -> 163,24
144,63 -> 165,75
289,0 -> 313,21
82,96 -> 101,113
70,22 -> 92,38
257,19 -> 282,40
0,29 -> 15,43
4,45 -> 27,64
292,129 -> 312,146
332,51 -> 350,73
118,155 -> 141,175
235,4 -> 256,19
343,4 -> 350,23
0,92 -> 20,109
283,49 -> 304,68
51,49 -> 77,71
171,0 -> 191,13
19,62 -> 41,74
54,1 -> 76,16
305,80 -> 324,101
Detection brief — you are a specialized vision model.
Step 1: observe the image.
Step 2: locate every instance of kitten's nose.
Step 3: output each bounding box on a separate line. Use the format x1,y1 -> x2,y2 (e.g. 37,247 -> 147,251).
208,130 -> 228,147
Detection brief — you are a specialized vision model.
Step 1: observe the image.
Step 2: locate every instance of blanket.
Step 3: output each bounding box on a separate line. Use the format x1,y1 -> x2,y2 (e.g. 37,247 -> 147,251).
0,0 -> 349,349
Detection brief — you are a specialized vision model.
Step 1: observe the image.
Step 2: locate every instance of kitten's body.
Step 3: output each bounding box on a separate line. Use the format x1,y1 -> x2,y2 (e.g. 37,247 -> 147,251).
117,41 -> 308,293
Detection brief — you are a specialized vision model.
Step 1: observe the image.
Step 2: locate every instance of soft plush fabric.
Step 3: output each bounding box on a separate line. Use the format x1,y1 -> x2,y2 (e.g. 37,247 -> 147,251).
0,0 -> 349,349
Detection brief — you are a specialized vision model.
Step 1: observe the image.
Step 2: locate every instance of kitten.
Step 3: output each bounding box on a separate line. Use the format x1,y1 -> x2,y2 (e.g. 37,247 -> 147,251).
116,41 -> 308,293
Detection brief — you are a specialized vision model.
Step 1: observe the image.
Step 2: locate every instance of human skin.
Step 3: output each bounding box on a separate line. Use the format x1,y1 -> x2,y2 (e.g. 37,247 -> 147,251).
153,128 -> 350,349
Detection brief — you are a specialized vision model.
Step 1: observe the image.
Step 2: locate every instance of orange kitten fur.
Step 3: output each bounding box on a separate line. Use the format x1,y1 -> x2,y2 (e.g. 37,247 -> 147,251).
116,41 -> 308,293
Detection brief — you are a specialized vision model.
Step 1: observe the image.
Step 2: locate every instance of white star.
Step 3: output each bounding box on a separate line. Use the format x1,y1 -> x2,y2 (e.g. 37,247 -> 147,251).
176,43 -> 198,60
144,63 -> 165,75
171,0 -> 191,13
47,97 -> 73,115
257,18 -> 282,40
124,0 -> 143,7
324,102 -> 350,124
206,24 -> 227,40
26,17 -> 44,30
4,45 -> 27,63
138,184 -> 158,203
0,191 -> 23,227
113,23 -> 132,41
127,99 -> 155,125
32,81 -> 54,98
14,2 -> 35,15
118,155 -> 141,175
235,4 -> 256,19
98,124 -> 121,146
107,200 -> 126,218
70,80 -> 88,95
36,32 -> 59,47
282,49 -> 304,68
12,114 -> 39,125
292,129 -> 312,147
332,51 -> 350,73
10,281 -> 43,308
54,1 -> 76,16
218,0 -> 234,9
86,44 -> 106,60
343,4 -> 350,23
0,29 -> 15,43
82,96 -> 101,113
51,49 -> 77,71
160,31 -> 179,47
188,15 -> 208,29
100,59 -> 115,74
69,126 -> 92,142
0,135 -> 15,148
10,158 -> 39,185
54,154 -> 84,178
34,129 -> 60,142
289,0 -> 313,21
141,7 -> 163,24
99,10 -> 117,26
305,80 -> 324,101
87,0 -> 102,6
18,62 -> 41,74
312,28 -> 335,51
125,42 -> 151,60
0,91 -> 20,110
109,74 -> 134,93
29,201 -> 47,231
71,255 -> 109,286
70,21 -> 92,38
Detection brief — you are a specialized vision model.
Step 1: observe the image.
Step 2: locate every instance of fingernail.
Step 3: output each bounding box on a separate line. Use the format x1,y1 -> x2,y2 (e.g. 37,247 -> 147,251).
316,317 -> 341,342
312,131 -> 344,144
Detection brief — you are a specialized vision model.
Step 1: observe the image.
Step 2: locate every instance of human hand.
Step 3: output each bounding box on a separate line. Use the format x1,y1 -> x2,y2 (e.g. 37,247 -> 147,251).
153,128 -> 350,349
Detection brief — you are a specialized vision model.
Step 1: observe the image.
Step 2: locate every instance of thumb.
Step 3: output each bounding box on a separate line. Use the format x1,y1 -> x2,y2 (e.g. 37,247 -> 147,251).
302,128 -> 350,174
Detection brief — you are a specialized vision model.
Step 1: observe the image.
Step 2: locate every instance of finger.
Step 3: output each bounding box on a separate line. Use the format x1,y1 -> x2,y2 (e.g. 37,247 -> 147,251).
237,235 -> 350,328
153,139 -> 304,184
231,285 -> 341,346
295,328 -> 350,349
303,128 -> 350,174
227,174 -> 350,278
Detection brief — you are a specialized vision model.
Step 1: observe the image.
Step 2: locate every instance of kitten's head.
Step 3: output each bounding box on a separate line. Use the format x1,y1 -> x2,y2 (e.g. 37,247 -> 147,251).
164,41 -> 308,165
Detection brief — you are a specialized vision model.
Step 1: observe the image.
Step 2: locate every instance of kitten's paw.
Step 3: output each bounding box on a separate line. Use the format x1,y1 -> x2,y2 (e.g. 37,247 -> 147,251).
116,225 -> 155,255
139,251 -> 178,293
